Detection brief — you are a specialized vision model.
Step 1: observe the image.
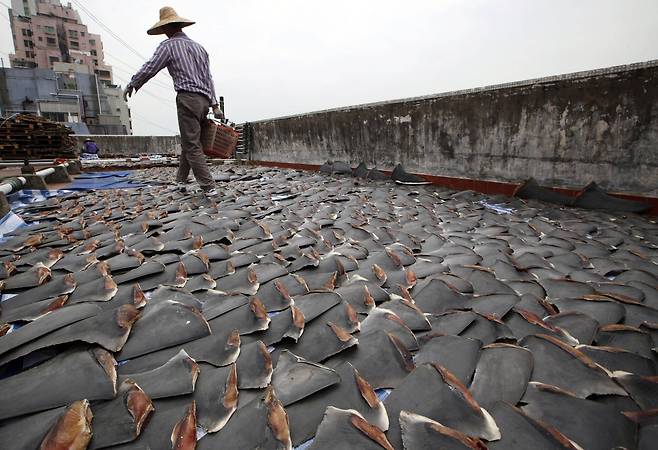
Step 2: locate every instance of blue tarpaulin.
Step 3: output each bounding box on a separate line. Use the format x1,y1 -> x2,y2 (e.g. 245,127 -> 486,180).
65,171 -> 147,190
7,189 -> 72,209
0,172 -> 144,237
74,171 -> 132,178
1,189 -> 71,238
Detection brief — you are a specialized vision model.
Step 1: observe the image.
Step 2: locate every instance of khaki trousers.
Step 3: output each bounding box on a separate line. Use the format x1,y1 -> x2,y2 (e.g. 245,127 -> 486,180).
175,92 -> 215,191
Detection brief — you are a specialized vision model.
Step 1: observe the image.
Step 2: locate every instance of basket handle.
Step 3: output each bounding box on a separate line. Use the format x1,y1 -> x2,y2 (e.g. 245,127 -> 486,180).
207,114 -> 229,125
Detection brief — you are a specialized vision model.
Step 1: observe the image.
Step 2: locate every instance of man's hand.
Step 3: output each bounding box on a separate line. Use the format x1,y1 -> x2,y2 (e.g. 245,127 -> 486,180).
212,105 -> 224,120
123,86 -> 134,102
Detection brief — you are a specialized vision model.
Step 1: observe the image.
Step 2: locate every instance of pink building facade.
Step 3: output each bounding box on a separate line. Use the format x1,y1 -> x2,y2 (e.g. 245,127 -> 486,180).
8,0 -> 113,84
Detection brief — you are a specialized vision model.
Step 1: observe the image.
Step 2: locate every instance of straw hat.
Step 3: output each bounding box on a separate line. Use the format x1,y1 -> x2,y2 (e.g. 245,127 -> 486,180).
147,6 -> 195,35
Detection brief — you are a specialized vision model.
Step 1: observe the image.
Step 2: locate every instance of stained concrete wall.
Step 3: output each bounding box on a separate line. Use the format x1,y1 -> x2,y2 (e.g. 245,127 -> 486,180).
250,61 -> 658,195
74,135 -> 181,156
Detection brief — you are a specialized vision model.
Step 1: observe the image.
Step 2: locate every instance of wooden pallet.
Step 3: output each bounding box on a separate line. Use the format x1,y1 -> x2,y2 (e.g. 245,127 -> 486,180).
0,114 -> 77,160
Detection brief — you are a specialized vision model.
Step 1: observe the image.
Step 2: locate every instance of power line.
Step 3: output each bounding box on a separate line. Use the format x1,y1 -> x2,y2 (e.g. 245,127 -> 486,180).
105,56 -> 172,90
130,110 -> 178,134
109,72 -> 178,133
109,62 -> 173,93
70,0 -> 172,81
70,0 -> 148,59
103,50 -> 173,91
69,0 -> 179,114
111,72 -> 176,107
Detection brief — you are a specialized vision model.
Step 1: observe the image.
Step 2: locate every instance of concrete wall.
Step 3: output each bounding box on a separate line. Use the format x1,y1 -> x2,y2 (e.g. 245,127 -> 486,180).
74,135 -> 181,156
0,67 -> 55,115
250,61 -> 658,195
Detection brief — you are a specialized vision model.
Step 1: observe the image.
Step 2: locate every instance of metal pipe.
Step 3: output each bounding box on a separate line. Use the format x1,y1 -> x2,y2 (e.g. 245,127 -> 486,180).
95,74 -> 102,115
35,167 -> 55,177
34,162 -> 68,178
0,161 -> 57,167
0,177 -> 26,195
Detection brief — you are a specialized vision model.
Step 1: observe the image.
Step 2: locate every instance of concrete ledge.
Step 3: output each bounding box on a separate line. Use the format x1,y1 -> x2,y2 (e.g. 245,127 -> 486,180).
22,174 -> 48,190
74,135 -> 181,157
45,166 -> 72,183
0,193 -> 9,217
67,160 -> 82,174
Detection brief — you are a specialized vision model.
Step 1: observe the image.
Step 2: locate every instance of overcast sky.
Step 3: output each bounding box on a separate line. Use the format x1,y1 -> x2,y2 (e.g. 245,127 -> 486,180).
1,0 -> 657,135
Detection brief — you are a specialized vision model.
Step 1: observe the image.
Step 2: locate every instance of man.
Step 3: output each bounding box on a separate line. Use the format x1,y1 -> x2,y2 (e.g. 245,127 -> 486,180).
123,6 -> 222,196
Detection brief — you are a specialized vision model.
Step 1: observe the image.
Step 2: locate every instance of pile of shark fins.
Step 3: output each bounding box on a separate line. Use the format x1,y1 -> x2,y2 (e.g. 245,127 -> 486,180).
515,178 -> 652,214
0,165 -> 655,449
323,164 -> 653,214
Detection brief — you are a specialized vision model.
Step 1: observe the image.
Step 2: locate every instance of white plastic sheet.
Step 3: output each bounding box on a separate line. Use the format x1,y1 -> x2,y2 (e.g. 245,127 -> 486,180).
0,211 -> 26,239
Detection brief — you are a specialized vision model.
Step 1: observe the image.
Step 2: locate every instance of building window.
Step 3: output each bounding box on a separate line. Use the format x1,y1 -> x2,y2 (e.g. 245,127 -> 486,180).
90,49 -> 97,56
68,30 -> 78,38
70,40 -> 79,49
57,72 -> 78,90
89,39 -> 96,46
47,37 -> 56,46
93,59 -> 98,65
23,40 -> 34,48
48,56 -> 60,65
42,112 -> 79,123
38,36 -> 43,41
81,31 -> 85,37
44,26 -> 55,34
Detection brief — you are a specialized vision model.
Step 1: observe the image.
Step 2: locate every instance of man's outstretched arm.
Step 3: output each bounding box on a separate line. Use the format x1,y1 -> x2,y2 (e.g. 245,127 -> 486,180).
124,43 -> 170,101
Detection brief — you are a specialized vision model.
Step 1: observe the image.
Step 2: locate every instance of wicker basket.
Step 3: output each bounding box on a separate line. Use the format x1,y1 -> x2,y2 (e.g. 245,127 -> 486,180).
201,118 -> 239,159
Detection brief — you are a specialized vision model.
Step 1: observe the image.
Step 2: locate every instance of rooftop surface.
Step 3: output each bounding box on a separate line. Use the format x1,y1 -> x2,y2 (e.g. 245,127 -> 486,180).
0,165 -> 657,449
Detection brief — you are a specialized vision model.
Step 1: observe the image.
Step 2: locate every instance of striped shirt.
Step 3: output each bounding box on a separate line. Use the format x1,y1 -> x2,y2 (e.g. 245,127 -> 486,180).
128,32 -> 218,105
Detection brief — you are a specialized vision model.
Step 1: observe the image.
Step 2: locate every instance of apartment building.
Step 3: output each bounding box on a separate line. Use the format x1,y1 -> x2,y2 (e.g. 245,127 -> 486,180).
2,1 -> 132,134
8,0 -> 113,84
